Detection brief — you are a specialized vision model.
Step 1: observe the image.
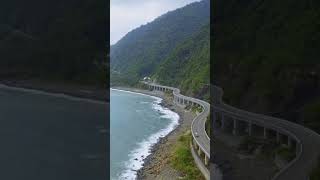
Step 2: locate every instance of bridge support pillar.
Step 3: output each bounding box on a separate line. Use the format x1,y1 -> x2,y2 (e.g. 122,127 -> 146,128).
198,146 -> 202,156
276,132 -> 280,143
221,113 -> 225,130
288,137 -> 292,148
212,111 -> 217,129
232,118 -> 238,135
295,143 -> 300,156
248,122 -> 252,136
204,155 -> 209,166
263,128 -> 267,139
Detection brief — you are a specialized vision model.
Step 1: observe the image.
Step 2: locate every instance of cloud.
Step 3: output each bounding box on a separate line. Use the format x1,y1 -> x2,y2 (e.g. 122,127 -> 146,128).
110,0 -> 200,45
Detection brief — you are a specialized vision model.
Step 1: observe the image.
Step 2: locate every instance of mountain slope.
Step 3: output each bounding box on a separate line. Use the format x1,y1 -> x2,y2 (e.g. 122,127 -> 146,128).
0,0 -> 107,86
110,0 -> 210,85
154,24 -> 210,99
213,0 -> 320,131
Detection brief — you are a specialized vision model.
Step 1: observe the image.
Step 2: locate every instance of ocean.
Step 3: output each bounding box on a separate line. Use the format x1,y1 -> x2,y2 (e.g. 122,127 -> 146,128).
0,84 -> 107,180
110,89 -> 179,180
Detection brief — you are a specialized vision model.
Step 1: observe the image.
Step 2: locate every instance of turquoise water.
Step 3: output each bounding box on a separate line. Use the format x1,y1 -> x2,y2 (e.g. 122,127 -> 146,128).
110,89 -> 179,180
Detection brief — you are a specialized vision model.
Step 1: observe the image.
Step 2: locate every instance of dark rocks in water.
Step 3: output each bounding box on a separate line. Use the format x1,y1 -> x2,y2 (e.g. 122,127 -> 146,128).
134,158 -> 138,161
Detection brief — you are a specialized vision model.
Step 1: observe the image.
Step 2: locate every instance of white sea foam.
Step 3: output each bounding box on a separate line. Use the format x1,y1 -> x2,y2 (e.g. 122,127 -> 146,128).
118,96 -> 179,180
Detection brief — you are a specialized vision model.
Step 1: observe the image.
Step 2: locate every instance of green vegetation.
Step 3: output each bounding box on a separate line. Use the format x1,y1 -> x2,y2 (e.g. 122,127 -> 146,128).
164,91 -> 173,98
170,131 -> 204,180
275,146 -> 296,162
238,136 -> 263,154
238,136 -> 296,164
238,136 -> 277,157
154,25 -> 210,99
191,105 -> 203,114
0,0 -> 107,87
213,0 -> 320,133
110,0 -> 210,98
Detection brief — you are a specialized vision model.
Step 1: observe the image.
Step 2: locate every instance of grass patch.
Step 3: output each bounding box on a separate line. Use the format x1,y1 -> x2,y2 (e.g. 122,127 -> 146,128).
164,91 -> 173,98
191,105 -> 203,114
170,131 -> 204,180
238,136 -> 262,154
238,136 -> 278,158
275,146 -> 296,162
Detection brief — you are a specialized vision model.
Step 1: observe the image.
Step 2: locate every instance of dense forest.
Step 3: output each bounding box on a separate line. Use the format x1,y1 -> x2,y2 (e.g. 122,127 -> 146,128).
0,0 -> 107,86
154,24 -> 210,100
110,0 -> 210,98
213,0 -> 320,132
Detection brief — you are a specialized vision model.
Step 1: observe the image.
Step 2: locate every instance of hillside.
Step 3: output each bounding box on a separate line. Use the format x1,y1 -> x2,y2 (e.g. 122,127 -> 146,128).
154,24 -> 210,99
110,0 -> 210,89
0,0 -> 107,86
213,0 -> 320,132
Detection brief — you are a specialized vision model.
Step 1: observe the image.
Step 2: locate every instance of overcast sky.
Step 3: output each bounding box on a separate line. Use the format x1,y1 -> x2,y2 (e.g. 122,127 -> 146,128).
110,0 -> 200,45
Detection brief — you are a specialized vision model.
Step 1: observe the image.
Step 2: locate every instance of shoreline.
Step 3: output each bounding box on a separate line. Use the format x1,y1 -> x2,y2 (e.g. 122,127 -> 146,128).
114,87 -> 201,180
0,79 -> 108,102
0,80 -> 108,179
112,87 -> 180,180
112,87 -> 182,179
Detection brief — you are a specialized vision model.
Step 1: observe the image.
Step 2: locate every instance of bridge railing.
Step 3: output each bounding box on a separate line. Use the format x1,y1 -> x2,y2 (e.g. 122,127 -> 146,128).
142,81 -> 210,179
212,85 -> 313,180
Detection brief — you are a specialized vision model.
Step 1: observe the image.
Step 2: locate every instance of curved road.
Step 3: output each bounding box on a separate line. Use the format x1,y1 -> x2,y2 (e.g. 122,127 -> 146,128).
143,82 -> 210,178
213,85 -> 320,180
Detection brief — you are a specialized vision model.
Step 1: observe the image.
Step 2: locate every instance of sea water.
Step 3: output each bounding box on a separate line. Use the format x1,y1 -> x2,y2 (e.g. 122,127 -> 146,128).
110,89 -> 179,180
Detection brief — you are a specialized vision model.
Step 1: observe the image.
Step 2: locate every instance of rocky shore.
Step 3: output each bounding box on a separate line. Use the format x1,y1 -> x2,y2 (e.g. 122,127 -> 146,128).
113,87 -> 197,180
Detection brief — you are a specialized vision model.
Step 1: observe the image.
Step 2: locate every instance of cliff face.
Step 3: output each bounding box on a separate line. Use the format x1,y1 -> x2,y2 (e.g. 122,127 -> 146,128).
213,0 -> 320,132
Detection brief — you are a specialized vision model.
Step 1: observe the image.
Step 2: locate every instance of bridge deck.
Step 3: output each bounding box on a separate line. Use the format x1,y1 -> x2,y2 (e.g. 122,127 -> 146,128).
213,85 -> 320,180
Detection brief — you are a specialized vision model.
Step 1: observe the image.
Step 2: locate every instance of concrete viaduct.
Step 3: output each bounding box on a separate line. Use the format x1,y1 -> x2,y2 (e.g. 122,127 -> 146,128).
212,85 -> 320,180
142,81 -> 210,180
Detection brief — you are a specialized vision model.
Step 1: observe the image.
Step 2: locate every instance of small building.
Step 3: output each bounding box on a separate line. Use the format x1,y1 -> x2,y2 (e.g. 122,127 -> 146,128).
143,77 -> 151,82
